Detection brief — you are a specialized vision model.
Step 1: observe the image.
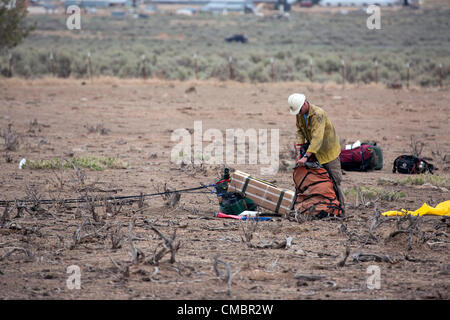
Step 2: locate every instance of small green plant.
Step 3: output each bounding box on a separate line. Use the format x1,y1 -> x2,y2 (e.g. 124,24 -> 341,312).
345,186 -> 406,205
378,174 -> 450,190
22,156 -> 127,171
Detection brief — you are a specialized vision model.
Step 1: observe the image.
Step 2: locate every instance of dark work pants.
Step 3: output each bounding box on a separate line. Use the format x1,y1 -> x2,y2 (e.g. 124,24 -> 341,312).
323,157 -> 345,210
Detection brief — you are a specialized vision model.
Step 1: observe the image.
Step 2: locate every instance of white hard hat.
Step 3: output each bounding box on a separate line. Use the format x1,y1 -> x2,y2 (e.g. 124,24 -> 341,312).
288,93 -> 306,115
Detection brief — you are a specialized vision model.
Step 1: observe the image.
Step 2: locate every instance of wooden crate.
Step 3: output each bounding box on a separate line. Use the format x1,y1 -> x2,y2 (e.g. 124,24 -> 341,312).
228,170 -> 295,215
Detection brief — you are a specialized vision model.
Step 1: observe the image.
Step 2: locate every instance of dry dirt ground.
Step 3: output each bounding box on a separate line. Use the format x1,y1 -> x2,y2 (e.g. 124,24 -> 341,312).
0,78 -> 449,300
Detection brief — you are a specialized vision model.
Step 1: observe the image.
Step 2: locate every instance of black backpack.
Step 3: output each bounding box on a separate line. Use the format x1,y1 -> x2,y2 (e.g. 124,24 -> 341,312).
393,155 -> 434,174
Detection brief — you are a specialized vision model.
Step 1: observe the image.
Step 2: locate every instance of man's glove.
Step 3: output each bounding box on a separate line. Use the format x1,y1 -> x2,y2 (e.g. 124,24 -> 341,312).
294,153 -> 309,168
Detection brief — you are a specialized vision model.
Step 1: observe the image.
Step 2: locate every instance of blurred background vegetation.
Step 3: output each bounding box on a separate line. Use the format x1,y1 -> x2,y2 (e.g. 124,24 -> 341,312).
1,7 -> 449,86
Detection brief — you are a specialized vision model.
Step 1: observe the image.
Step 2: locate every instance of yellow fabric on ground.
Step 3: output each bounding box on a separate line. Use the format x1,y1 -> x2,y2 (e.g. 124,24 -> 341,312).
381,200 -> 450,217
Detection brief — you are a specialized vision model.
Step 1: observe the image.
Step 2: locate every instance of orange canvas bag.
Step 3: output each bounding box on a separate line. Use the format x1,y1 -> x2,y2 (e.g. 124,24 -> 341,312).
292,165 -> 343,218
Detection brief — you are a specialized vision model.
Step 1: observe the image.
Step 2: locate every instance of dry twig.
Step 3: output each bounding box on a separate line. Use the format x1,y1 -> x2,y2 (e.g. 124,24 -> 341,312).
352,252 -> 394,264
105,197 -> 124,217
70,218 -> 103,249
0,203 -> 11,227
110,223 -> 123,250
1,123 -> 20,151
367,206 -> 396,242
387,215 -> 423,250
409,135 -> 425,158
109,257 -> 130,279
24,184 -> 46,216
213,255 -> 239,296
336,243 -> 350,267
128,219 -> 145,264
0,247 -> 33,261
247,235 -> 289,249
239,218 -> 258,244
146,223 -> 180,265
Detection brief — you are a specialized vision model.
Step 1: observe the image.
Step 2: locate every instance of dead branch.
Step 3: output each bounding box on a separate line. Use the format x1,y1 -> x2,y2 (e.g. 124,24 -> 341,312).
105,198 -> 113,215
70,218 -> 87,249
404,254 -> 436,263
437,264 -> 450,275
70,218 -> 102,249
72,165 -> 87,186
105,197 -> 124,217
146,223 -> 180,265
24,184 -> 46,216
336,243 -> 350,267
47,201 -> 67,221
352,252 -> 394,264
239,218 -> 258,243
387,215 -> 423,250
23,225 -> 43,237
2,221 -> 21,231
57,235 -> 65,249
167,192 -> 181,208
0,247 -> 33,261
161,183 -> 172,202
180,161 -> 208,178
434,219 -> 450,231
151,266 -> 160,281
339,221 -> 363,243
338,223 -> 347,234
368,207 -> 381,240
131,205 -> 149,215
295,274 -> 326,281
287,209 -> 315,224
1,123 -> 20,151
27,118 -> 44,136
50,160 -> 65,190
86,194 -> 100,223
85,122 -> 110,135
14,201 -> 25,219
158,184 -> 181,208
109,257 -> 130,279
213,255 -> 238,296
409,135 -> 425,158
77,186 -> 122,193
246,235 -> 288,249
388,230 -> 409,238
110,223 -> 123,250
0,203 -> 10,227
367,206 -> 397,242
128,220 -> 145,264
138,192 -> 144,209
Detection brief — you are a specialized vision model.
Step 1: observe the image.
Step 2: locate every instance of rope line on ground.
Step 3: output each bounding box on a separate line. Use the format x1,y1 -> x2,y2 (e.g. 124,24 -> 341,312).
0,184 -> 217,208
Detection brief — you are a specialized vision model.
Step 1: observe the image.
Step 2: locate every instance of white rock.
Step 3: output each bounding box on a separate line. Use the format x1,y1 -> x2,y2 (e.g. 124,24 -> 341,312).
19,158 -> 27,169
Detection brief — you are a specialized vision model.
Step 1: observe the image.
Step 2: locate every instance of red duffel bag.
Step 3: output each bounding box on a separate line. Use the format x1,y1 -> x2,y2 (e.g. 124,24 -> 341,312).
340,144 -> 374,172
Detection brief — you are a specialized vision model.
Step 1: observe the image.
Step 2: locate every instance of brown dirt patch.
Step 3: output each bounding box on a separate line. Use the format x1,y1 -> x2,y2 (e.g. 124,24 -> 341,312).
0,79 -> 448,300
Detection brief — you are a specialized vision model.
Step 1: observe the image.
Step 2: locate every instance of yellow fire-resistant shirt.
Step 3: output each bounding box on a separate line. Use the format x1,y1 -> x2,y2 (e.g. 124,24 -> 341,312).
296,104 -> 341,165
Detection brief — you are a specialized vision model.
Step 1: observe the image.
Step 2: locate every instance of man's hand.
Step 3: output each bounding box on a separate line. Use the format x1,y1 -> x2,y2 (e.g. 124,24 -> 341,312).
295,153 -> 310,167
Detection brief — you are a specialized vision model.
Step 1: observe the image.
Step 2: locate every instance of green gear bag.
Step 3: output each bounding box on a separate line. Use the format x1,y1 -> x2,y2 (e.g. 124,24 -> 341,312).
362,142 -> 383,170
215,169 -> 257,215
219,192 -> 257,215
370,145 -> 383,170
